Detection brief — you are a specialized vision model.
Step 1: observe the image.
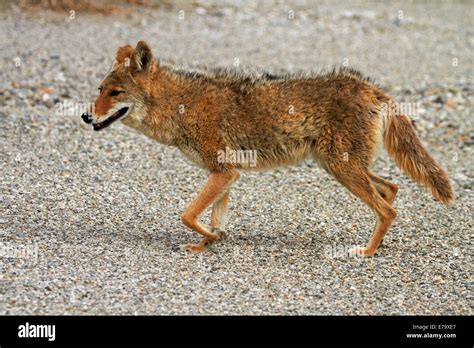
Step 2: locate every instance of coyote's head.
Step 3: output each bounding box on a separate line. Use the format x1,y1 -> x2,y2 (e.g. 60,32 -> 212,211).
81,41 -> 154,131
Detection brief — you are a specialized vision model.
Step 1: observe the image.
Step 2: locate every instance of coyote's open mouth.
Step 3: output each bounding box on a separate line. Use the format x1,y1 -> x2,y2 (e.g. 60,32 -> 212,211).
93,107 -> 129,131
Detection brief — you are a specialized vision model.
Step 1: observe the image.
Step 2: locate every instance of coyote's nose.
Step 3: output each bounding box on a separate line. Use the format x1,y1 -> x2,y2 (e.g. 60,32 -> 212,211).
81,112 -> 93,124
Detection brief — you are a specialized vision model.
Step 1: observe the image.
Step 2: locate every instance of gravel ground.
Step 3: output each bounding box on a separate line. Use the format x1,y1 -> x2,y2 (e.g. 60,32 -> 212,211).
0,0 -> 473,315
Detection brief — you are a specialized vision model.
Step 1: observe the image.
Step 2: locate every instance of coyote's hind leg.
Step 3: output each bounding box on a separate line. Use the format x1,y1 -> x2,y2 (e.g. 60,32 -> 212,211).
368,171 -> 399,205
330,166 -> 397,256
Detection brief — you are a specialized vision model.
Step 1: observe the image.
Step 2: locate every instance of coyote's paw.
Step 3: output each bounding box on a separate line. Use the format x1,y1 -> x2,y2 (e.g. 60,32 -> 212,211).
180,229 -> 226,253
211,227 -> 226,241
180,228 -> 227,253
349,246 -> 376,257
180,242 -> 208,253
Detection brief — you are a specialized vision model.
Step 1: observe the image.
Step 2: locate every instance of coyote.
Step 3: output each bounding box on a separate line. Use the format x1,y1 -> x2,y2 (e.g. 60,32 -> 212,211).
81,41 -> 453,256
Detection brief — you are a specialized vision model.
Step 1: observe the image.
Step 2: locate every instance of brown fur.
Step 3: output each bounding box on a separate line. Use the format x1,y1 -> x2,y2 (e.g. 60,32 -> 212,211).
384,113 -> 453,205
87,41 -> 454,256
115,44 -> 134,64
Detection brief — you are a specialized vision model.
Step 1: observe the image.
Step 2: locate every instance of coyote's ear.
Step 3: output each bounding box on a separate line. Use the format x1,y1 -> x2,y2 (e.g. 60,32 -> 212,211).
130,41 -> 153,75
116,44 -> 134,65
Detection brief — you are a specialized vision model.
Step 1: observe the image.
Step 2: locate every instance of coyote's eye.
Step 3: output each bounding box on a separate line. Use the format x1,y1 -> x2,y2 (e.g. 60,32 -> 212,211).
109,90 -> 123,97
98,86 -> 103,93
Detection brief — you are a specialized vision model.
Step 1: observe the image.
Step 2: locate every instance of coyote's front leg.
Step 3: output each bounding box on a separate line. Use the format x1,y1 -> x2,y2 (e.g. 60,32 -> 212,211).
211,190 -> 229,230
180,170 -> 238,253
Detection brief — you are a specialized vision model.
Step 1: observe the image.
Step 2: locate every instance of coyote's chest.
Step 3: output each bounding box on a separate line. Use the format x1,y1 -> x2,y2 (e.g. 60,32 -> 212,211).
178,143 -> 207,168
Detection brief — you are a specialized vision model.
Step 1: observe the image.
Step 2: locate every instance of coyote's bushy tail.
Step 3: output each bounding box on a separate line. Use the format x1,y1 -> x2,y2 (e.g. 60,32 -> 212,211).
383,112 -> 454,205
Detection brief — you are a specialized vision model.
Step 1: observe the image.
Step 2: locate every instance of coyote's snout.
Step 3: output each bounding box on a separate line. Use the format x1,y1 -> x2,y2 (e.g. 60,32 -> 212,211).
82,40 -> 453,256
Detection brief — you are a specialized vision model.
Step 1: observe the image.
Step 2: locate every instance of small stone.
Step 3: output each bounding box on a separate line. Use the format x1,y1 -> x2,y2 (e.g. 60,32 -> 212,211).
432,96 -> 446,104
195,7 -> 207,16
444,99 -> 456,108
42,93 -> 54,108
